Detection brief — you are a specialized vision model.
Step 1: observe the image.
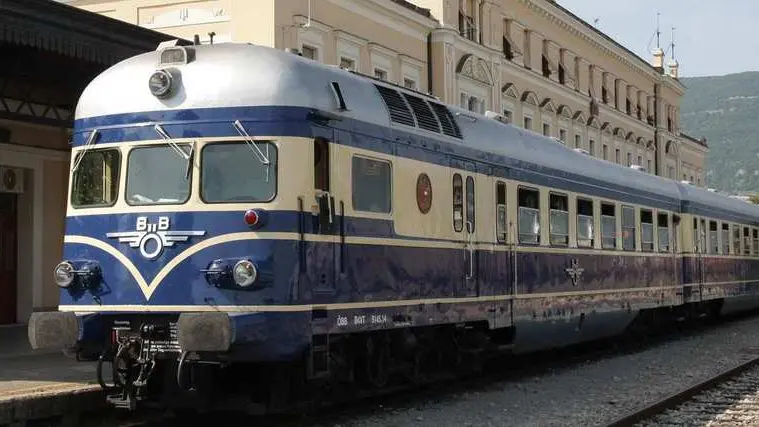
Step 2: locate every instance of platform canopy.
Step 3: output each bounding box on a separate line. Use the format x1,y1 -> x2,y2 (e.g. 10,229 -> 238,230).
0,0 -> 191,129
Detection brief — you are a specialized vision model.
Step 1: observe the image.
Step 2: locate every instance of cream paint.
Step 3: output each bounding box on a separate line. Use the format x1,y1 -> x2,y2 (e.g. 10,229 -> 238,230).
61,133 -> 759,308
66,135 -> 749,264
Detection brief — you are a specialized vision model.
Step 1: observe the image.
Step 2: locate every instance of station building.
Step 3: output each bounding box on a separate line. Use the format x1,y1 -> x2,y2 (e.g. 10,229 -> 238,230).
69,0 -> 708,186
0,0 -> 182,325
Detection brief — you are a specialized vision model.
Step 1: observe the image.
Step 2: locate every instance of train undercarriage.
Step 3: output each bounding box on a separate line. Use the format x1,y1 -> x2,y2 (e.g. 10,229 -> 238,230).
94,299 -> 728,414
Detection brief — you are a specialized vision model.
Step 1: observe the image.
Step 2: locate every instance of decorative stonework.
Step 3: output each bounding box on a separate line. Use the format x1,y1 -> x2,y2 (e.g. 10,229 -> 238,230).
521,91 -> 539,106
557,104 -> 572,119
445,42 -> 455,101
445,43 -> 455,64
456,54 -> 494,85
139,4 -> 230,29
573,111 -> 587,124
502,82 -> 520,99
587,116 -> 600,129
540,98 -> 556,113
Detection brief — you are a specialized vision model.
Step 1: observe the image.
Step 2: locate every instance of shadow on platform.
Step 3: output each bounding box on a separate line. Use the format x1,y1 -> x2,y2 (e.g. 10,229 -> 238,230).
0,324 -> 96,391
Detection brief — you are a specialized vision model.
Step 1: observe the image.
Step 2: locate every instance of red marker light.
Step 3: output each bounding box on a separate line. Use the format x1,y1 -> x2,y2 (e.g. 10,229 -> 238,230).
244,209 -> 260,226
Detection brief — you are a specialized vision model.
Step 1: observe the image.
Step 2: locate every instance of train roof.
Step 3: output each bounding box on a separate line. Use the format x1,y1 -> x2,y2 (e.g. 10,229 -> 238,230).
678,183 -> 759,225
448,108 -> 683,204
74,42 -> 759,223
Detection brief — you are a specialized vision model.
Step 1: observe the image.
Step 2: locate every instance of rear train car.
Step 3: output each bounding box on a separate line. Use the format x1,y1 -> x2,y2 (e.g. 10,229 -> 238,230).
27,41 -> 759,411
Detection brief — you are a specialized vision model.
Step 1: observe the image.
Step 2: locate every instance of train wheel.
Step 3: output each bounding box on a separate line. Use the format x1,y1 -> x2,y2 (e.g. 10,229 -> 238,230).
364,335 -> 389,388
405,349 -> 425,385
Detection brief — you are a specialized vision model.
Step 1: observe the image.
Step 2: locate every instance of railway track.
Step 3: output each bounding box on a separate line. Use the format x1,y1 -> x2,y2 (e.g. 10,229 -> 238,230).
605,350 -> 759,427
14,312 -> 759,427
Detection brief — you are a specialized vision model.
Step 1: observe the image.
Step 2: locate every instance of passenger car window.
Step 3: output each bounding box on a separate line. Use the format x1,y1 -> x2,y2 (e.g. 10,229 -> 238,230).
621,206 -> 635,251
352,156 -> 391,213
496,182 -> 507,243
577,198 -> 594,248
601,202 -> 616,249
453,174 -> 463,232
549,193 -> 568,246
518,187 -> 540,244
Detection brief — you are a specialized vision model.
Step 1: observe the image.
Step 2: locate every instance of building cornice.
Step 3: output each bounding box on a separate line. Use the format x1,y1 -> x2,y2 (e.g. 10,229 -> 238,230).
399,53 -> 426,68
661,76 -> 687,95
326,0 -> 437,41
293,15 -> 332,34
367,42 -> 399,58
334,30 -> 368,47
384,0 -> 439,26
520,0 -> 668,84
680,132 -> 708,150
431,27 -> 504,61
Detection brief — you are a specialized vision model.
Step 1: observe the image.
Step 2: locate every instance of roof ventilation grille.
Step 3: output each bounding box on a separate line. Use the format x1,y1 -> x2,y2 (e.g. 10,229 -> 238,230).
374,85 -> 416,127
402,93 -> 441,133
429,102 -> 462,138
374,84 -> 462,139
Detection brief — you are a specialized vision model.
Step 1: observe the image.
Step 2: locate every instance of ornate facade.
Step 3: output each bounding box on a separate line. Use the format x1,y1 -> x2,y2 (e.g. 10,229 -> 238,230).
422,0 -> 706,185
68,0 -> 707,186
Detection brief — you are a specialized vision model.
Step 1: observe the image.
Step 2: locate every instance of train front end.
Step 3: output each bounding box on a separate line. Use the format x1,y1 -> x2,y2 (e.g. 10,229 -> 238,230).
27,42 -> 317,409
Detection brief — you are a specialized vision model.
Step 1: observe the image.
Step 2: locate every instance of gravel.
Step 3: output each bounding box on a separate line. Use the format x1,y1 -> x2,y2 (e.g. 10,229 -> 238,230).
640,364 -> 759,427
301,315 -> 759,427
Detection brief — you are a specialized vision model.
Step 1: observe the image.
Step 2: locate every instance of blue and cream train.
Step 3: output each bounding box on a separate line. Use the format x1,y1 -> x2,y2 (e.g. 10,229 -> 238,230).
28,41 -> 759,410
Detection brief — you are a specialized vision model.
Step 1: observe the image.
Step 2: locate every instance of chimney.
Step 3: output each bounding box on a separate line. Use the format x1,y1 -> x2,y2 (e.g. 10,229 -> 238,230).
651,47 -> 664,71
668,59 -> 679,79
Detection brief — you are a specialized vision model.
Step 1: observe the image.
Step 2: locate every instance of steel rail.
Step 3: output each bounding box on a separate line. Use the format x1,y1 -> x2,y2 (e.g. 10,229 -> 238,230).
603,354 -> 759,427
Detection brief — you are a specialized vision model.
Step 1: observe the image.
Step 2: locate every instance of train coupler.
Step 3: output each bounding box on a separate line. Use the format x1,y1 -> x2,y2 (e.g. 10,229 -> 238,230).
105,390 -> 138,411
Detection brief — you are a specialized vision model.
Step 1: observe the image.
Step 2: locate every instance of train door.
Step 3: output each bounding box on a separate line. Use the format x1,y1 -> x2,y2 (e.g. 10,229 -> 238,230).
689,218 -> 706,302
697,219 -> 707,301
0,193 -> 17,325
452,159 -> 478,297
493,178 -> 512,325
671,214 -> 683,301
310,133 -> 337,299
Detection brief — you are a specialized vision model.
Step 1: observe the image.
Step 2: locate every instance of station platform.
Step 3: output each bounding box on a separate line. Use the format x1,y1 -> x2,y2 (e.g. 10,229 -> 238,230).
0,324 -> 104,426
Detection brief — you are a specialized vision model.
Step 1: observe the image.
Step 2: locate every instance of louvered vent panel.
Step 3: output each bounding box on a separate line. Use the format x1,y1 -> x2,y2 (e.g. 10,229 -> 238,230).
374,85 -> 416,127
429,102 -> 463,138
402,93 -> 441,133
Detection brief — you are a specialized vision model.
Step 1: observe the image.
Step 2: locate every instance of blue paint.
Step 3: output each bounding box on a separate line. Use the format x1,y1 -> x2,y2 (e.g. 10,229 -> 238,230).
226,311 -> 311,362
57,102 -> 759,362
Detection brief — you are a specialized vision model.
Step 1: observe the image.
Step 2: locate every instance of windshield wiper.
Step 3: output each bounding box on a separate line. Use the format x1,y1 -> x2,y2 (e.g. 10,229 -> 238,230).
153,124 -> 194,180
233,120 -> 271,183
72,129 -> 99,173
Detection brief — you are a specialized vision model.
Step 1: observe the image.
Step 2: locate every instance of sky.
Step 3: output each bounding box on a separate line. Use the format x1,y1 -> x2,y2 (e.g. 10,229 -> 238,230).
557,1 -> 759,78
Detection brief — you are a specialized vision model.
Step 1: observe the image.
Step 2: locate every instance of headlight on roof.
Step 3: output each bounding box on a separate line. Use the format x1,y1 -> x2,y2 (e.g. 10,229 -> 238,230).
148,68 -> 178,99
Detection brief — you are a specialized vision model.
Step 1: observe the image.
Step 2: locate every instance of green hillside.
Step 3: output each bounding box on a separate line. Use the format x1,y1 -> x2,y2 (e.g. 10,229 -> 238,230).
681,71 -> 759,193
